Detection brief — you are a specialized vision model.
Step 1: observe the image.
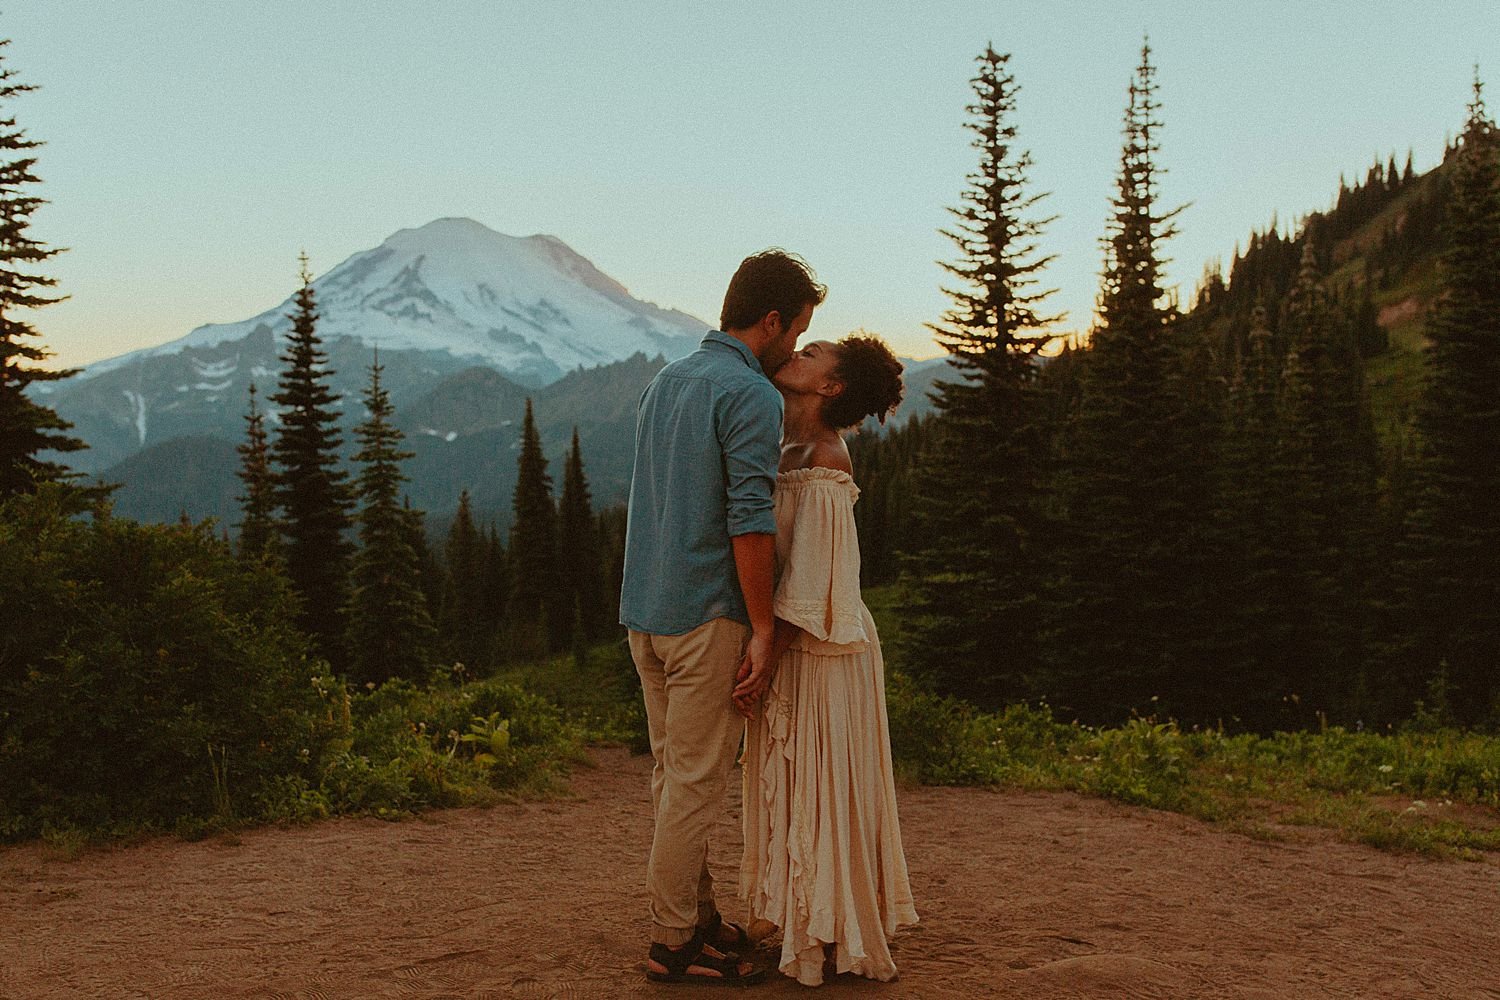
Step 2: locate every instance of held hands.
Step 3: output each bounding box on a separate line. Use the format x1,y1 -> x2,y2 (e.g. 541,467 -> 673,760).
732,629 -> 776,720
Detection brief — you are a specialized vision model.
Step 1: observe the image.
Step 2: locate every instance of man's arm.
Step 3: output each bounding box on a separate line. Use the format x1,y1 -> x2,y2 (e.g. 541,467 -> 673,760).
718,380 -> 782,712
730,531 -> 777,711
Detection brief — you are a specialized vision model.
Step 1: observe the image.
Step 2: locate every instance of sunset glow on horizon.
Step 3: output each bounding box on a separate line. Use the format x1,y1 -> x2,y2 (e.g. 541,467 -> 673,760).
8,0 -> 1495,370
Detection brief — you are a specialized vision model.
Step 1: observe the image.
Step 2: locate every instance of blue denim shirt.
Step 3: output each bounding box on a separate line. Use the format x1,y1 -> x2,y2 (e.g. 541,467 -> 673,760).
619,331 -> 783,635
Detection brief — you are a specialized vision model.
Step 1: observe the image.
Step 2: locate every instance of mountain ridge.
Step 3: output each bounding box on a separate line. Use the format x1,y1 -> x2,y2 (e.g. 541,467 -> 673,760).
38,219 -> 712,473
71,218 -> 707,383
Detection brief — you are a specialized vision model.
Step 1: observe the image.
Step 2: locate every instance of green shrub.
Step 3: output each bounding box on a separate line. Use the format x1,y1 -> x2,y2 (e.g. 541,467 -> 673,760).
342,674 -> 583,807
885,669 -> 1002,784
0,486 -> 341,840
255,774 -> 331,823
1075,718 -> 1191,809
491,643 -> 646,746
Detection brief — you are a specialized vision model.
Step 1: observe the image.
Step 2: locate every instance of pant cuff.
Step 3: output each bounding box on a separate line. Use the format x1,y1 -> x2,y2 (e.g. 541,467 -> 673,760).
651,924 -> 698,947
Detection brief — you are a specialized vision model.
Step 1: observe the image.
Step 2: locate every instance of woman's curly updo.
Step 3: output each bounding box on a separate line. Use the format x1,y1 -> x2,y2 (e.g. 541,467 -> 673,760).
824,333 -> 905,430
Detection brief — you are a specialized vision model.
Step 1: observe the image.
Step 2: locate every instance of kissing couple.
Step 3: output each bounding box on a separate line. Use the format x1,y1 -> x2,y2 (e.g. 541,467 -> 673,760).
620,250 -> 918,986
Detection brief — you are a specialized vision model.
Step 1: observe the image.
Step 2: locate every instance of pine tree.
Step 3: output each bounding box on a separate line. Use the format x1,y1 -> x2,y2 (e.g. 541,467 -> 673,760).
479,524 -> 509,663
599,503 -> 628,632
439,489 -> 488,669
1053,42 -> 1210,723
1210,304 -> 1300,724
1399,76 -> 1500,724
1352,289 -> 1387,358
235,383 -> 279,560
344,354 -> 435,686
0,40 -> 89,499
1276,238 -> 1380,721
901,46 -> 1060,705
268,255 -> 353,663
848,413 -> 936,586
508,399 -> 559,657
404,495 -> 445,645
557,427 -> 604,650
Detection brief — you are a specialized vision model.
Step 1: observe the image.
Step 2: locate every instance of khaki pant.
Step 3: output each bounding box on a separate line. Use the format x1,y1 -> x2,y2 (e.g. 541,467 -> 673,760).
630,618 -> 748,946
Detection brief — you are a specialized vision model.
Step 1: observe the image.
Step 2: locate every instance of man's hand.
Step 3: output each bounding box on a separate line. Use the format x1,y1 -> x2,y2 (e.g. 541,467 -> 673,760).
730,531 -> 777,720
732,629 -> 776,719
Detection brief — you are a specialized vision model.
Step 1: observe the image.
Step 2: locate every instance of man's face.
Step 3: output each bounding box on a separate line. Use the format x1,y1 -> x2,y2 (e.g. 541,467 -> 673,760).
763,302 -> 814,375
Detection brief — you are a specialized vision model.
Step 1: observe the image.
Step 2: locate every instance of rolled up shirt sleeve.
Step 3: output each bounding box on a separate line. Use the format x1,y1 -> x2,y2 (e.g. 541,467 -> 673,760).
717,380 -> 782,536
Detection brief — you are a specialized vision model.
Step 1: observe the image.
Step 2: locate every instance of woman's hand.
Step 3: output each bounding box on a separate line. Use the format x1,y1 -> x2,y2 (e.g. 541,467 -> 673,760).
732,619 -> 806,719
732,630 -> 776,719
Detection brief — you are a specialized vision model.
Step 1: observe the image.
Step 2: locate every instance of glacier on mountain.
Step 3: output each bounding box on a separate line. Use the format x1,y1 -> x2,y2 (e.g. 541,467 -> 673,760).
78,218 -> 707,384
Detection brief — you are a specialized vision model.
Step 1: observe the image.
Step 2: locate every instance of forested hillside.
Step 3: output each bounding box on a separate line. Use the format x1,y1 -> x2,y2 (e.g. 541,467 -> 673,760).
856,51 -> 1498,734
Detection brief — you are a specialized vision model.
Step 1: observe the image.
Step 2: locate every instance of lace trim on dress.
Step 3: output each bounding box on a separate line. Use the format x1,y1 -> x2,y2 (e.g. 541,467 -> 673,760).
773,597 -> 869,649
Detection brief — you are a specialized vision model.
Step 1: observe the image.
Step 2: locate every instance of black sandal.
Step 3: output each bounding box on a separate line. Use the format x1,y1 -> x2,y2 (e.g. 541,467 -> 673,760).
701,910 -> 755,952
646,928 -> 767,987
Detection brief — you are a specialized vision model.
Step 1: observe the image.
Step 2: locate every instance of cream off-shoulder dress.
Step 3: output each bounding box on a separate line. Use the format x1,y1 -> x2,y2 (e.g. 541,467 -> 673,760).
740,467 -> 919,986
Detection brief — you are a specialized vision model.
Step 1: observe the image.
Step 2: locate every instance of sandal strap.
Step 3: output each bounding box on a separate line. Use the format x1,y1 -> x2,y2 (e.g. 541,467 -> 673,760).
648,929 -> 750,980
648,928 -> 706,976
701,911 -> 751,949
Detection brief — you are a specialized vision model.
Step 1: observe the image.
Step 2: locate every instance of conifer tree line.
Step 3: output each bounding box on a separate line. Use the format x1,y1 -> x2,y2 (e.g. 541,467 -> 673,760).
0,30 -> 621,692
3,27 -> 1495,733
234,265 -> 620,685
0,39 -> 96,502
874,44 -> 1500,732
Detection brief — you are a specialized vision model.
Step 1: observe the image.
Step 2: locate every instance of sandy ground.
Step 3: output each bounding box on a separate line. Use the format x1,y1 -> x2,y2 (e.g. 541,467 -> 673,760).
3,746 -> 1499,1000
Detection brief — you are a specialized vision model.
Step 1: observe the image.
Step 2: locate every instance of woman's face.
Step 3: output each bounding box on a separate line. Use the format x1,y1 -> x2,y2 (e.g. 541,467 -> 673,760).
772,340 -> 842,397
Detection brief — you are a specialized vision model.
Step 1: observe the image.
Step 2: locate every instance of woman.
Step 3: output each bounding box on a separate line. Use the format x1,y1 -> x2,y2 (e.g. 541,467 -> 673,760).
735,333 -> 918,986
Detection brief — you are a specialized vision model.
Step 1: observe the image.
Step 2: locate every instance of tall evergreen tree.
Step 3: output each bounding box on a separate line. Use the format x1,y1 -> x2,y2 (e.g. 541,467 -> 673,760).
508,399 -> 560,657
557,427 -> 605,650
0,40 -> 88,499
848,413 -> 936,587
404,495 -> 445,648
1053,42 -> 1209,722
1352,288 -> 1387,358
1399,77 -> 1500,724
1208,304 -> 1299,726
439,489 -> 488,669
344,354 -> 435,686
235,383 -> 279,560
901,45 -> 1060,705
479,523 -> 509,663
599,503 -> 629,632
1276,238 -> 1380,720
268,255 -> 353,663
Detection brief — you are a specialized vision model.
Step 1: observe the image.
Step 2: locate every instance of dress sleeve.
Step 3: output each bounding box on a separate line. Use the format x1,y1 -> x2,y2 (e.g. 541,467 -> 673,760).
773,478 -> 870,652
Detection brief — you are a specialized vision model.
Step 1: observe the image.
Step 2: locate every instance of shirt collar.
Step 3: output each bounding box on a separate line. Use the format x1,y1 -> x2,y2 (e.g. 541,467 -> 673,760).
702,330 -> 767,379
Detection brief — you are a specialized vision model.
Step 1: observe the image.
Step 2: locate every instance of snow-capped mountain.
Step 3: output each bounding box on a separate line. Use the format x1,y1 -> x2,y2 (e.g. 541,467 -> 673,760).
41,219 -> 709,472
81,218 -> 707,382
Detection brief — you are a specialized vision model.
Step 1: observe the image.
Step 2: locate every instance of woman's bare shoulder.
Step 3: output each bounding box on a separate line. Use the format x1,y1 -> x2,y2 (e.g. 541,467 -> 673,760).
807,437 -> 853,475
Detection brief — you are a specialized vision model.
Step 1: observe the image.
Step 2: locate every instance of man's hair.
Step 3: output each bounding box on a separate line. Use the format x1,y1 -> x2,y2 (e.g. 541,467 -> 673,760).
719,249 -> 827,331
824,333 -> 905,430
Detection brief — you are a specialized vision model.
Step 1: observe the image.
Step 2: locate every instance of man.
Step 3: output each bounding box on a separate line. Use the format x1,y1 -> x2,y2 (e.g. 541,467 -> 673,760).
620,249 -> 825,985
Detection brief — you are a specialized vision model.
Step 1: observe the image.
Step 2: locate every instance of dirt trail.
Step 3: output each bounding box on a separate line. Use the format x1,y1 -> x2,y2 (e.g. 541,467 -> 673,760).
3,746 -> 1498,999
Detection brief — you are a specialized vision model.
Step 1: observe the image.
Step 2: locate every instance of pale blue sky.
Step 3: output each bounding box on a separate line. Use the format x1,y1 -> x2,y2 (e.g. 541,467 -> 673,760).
10,1 -> 1498,369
